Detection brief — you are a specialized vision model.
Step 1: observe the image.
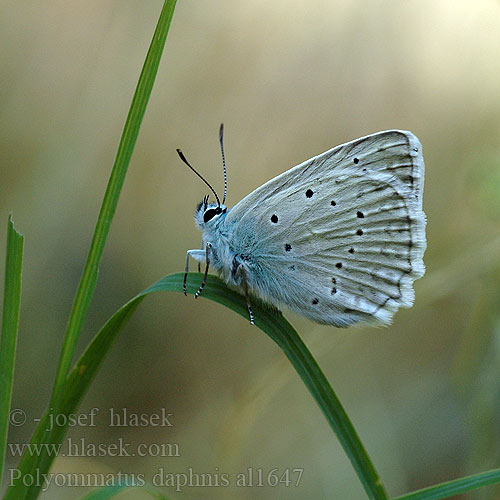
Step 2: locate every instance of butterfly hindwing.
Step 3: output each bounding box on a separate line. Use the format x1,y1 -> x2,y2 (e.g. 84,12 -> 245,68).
223,130 -> 426,327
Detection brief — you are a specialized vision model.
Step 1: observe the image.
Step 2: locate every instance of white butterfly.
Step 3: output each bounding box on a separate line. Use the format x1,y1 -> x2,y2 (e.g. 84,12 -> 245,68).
180,126 -> 426,327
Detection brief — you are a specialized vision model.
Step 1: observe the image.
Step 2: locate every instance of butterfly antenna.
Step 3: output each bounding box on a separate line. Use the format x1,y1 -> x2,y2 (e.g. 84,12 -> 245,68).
176,149 -> 221,207
219,123 -> 228,204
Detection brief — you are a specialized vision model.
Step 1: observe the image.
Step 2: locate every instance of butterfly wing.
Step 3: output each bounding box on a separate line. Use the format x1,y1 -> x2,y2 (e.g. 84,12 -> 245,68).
224,130 -> 426,327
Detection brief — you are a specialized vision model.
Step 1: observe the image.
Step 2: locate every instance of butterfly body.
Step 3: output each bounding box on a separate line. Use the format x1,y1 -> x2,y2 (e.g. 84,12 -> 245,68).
185,130 -> 426,327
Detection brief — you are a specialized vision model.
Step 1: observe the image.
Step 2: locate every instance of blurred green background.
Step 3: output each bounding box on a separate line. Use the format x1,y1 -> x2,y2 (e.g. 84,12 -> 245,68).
1,1 -> 500,499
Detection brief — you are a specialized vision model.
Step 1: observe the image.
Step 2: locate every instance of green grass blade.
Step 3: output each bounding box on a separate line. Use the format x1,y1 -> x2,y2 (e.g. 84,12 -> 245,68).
394,468 -> 500,500
0,215 -> 24,490
4,273 -> 387,500
78,483 -> 172,500
77,485 -> 128,500
49,0 -> 178,424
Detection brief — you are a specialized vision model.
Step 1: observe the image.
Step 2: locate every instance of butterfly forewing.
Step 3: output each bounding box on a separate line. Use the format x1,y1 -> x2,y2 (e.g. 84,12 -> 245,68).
224,130 -> 426,327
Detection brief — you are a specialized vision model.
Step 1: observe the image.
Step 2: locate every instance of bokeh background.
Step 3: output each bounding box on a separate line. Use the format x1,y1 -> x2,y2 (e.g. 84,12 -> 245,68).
1,1 -> 500,499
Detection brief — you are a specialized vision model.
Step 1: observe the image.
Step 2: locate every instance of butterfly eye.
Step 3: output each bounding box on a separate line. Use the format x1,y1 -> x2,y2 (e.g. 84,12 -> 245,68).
203,209 -> 217,223
203,207 -> 224,223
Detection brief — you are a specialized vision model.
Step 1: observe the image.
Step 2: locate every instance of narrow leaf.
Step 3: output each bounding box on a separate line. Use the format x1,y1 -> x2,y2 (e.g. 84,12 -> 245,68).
5,273 -> 388,500
49,0 -> 178,424
0,215 -> 24,489
78,483 -> 172,500
78,485 -> 128,500
394,468 -> 500,500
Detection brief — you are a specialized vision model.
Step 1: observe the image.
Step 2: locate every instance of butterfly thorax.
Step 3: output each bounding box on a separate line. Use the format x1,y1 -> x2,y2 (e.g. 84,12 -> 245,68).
194,200 -> 257,288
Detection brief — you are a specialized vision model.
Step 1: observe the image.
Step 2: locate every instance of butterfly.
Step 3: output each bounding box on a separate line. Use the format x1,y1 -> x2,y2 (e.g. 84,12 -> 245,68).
179,125 -> 426,327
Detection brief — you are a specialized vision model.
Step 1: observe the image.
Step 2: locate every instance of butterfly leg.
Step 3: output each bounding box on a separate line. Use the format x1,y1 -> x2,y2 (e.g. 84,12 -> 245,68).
235,265 -> 255,325
197,242 -> 203,273
184,249 -> 206,295
195,243 -> 212,299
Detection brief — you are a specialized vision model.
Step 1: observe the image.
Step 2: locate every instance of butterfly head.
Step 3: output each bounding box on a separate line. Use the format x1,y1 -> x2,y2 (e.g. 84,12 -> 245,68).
178,124 -> 230,230
194,195 -> 227,228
